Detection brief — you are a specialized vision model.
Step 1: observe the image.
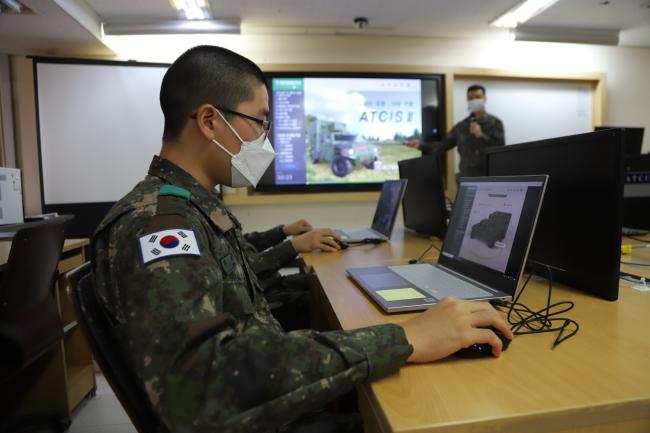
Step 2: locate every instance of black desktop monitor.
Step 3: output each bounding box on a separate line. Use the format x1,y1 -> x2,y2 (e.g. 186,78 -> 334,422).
486,129 -> 624,301
398,155 -> 448,239
595,126 -> 644,155
622,154 -> 650,231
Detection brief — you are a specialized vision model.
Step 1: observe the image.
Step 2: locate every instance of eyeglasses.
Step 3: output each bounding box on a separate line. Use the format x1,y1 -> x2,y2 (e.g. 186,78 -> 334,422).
191,106 -> 272,141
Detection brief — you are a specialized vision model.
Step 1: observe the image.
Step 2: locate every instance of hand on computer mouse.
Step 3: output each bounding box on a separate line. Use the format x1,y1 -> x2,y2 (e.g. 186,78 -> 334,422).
452,327 -> 511,359
290,229 -> 342,253
400,298 -> 513,363
335,239 -> 349,250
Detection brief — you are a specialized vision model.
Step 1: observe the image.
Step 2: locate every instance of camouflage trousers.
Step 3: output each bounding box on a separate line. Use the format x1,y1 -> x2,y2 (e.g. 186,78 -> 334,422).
264,273 -> 311,331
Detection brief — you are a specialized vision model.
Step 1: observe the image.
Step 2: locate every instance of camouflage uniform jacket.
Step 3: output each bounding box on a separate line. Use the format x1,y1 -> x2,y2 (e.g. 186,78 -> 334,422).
241,225 -> 297,290
91,155 -> 413,433
420,113 -> 505,177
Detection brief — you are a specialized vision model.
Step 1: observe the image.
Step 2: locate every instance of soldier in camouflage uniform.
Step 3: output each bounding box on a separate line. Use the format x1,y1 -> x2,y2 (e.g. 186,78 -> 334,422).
241,220 -> 320,330
92,45 -> 512,433
242,219 -> 313,283
407,84 -> 505,177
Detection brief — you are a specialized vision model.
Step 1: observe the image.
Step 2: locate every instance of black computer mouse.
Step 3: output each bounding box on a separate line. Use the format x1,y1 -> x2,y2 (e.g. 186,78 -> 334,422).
336,239 -> 349,250
451,327 -> 511,359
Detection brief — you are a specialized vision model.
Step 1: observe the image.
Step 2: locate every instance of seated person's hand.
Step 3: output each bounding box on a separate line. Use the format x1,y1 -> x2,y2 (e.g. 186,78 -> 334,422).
403,139 -> 421,149
401,297 -> 513,362
291,228 -> 342,253
283,219 -> 313,236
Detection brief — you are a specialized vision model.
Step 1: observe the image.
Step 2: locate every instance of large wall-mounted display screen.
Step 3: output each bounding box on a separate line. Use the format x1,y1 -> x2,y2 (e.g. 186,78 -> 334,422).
259,73 -> 445,192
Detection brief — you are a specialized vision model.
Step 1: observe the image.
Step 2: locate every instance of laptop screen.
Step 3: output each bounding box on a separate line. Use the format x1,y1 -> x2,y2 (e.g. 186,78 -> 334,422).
438,176 -> 547,296
370,180 -> 408,237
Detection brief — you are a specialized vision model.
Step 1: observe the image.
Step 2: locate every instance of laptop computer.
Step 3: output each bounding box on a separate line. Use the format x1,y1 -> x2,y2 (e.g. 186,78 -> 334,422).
399,155 -> 448,239
336,179 -> 408,243
347,175 -> 548,312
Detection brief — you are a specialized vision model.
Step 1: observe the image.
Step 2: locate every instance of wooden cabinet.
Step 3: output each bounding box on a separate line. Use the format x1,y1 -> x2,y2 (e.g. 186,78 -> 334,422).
0,239 -> 96,427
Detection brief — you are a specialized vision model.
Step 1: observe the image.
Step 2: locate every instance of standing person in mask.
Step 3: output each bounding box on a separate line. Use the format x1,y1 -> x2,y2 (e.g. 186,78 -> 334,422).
405,84 -> 505,178
92,46 -> 512,433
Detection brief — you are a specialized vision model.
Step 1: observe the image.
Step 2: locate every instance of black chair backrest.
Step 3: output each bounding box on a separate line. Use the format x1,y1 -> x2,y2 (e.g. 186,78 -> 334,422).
0,222 -> 66,310
0,221 -> 67,372
74,269 -> 168,433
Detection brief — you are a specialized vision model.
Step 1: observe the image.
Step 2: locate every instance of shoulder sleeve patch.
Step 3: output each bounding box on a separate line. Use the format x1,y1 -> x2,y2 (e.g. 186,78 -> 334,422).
159,184 -> 191,200
139,228 -> 201,265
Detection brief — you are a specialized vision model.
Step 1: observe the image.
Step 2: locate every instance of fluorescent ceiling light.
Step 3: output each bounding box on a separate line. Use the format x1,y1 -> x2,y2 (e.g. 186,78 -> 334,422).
491,0 -> 560,28
103,19 -> 240,35
170,0 -> 211,20
0,0 -> 24,13
514,25 -> 620,45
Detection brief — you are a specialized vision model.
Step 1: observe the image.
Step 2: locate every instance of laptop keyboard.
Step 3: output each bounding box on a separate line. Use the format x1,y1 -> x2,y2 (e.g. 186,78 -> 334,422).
389,265 -> 492,300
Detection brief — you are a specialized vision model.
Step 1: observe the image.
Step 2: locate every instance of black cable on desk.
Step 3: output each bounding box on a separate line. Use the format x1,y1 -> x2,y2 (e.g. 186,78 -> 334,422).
625,234 -> 650,242
494,261 -> 579,348
408,242 -> 441,264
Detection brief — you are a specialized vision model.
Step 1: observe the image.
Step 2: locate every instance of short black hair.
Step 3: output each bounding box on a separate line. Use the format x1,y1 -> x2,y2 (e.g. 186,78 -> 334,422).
160,45 -> 266,141
467,84 -> 486,95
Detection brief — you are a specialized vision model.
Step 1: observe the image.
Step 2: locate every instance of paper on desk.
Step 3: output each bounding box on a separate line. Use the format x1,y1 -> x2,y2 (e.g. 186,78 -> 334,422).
377,288 -> 425,301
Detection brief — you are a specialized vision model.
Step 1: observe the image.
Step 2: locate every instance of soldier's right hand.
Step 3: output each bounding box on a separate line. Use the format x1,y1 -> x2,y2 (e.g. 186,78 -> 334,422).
403,139 -> 421,149
291,228 -> 342,253
400,297 -> 512,362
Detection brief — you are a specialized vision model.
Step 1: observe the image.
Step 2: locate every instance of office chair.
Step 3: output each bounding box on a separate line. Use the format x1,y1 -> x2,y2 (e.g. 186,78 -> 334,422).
0,221 -> 68,432
72,264 -> 170,433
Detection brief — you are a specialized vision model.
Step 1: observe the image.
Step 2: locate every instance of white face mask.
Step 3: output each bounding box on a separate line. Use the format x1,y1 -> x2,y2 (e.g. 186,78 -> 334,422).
468,98 -> 486,114
211,110 -> 275,188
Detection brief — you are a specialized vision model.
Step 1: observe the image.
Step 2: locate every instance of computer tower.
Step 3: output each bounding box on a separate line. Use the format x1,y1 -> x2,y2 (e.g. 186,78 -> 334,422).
0,167 -> 24,225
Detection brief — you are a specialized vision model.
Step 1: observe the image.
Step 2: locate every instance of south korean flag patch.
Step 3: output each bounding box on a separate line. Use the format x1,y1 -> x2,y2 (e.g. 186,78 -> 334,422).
139,229 -> 201,265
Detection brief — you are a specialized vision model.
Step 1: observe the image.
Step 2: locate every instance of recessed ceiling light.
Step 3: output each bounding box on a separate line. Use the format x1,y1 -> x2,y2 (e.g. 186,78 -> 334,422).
0,0 -> 24,13
103,19 -> 240,35
169,0 -> 212,20
490,0 -> 561,28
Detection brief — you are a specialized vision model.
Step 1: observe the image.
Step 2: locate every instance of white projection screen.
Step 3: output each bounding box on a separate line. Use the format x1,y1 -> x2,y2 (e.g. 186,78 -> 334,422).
34,58 -> 169,236
36,59 -> 169,204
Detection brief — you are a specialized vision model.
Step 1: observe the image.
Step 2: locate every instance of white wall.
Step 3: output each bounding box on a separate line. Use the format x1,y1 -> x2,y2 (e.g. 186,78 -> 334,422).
30,34 -> 650,230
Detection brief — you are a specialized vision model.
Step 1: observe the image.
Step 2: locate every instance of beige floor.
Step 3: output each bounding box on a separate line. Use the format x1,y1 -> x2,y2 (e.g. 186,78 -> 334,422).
67,374 -> 136,433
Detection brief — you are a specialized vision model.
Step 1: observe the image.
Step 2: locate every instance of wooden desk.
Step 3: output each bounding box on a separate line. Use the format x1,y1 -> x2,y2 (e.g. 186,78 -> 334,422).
302,229 -> 650,433
0,238 -> 95,426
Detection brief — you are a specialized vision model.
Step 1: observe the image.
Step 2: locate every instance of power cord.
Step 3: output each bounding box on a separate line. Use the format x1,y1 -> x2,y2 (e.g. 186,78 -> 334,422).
339,238 -> 386,249
620,275 -> 647,286
408,242 -> 441,264
495,261 -> 579,348
349,238 -> 385,246
624,234 -> 650,242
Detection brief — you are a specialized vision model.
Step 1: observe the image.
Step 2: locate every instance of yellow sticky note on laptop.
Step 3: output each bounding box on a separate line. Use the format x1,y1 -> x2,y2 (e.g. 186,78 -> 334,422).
377,288 -> 425,302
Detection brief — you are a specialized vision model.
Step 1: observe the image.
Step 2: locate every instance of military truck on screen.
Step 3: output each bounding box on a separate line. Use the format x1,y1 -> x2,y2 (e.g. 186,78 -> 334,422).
306,117 -> 380,177
470,211 -> 512,248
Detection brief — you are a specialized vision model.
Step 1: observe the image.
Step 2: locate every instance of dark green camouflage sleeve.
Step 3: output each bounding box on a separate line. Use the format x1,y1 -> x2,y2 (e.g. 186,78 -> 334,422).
479,117 -> 505,148
420,124 -> 459,155
106,212 -> 412,433
243,225 -> 286,252
247,240 -> 297,275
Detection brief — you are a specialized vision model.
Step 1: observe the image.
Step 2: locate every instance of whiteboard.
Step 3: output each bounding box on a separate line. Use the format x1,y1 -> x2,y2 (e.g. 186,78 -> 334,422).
452,78 -> 593,172
36,61 -> 168,204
